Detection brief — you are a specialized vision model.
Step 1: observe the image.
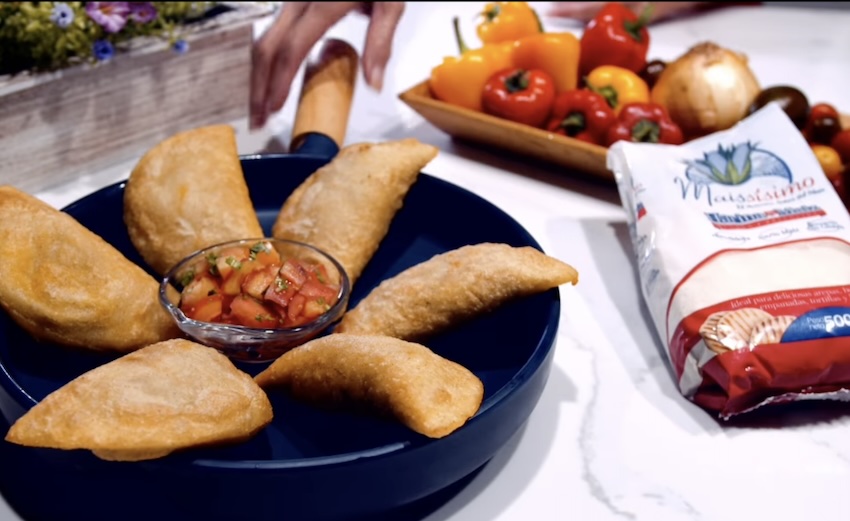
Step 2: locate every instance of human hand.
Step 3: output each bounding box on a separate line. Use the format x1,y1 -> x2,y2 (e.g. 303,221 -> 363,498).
250,2 -> 405,130
546,2 -> 707,23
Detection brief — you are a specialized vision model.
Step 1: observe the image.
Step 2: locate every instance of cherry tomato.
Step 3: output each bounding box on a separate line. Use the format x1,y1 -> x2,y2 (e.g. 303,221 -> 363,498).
810,102 -> 840,121
638,59 -> 666,90
807,115 -> 841,145
803,102 -> 841,142
830,129 -> 850,164
482,68 -> 556,128
811,144 -> 845,200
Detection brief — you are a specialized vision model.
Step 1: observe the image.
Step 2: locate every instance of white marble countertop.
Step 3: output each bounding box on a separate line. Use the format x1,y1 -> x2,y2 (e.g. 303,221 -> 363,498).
4,2 -> 850,520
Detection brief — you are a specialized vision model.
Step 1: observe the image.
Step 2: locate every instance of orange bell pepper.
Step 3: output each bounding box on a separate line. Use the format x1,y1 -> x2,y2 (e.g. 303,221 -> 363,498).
476,2 -> 542,44
429,17 -> 514,112
585,65 -> 650,115
511,32 -> 580,93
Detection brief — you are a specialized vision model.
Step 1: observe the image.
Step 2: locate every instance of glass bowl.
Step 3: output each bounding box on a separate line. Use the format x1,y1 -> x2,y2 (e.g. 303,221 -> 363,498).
159,238 -> 351,363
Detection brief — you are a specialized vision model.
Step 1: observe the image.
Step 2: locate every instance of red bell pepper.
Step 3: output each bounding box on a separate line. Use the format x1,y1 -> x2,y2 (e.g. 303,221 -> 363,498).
606,102 -> 684,146
579,2 -> 651,78
546,90 -> 616,145
482,68 -> 556,128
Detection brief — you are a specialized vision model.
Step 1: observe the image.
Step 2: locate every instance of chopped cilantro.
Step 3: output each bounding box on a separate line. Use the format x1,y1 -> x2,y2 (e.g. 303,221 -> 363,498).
206,253 -> 220,276
249,242 -> 266,260
178,268 -> 195,287
314,269 -> 326,284
226,256 -> 242,270
274,278 -> 289,292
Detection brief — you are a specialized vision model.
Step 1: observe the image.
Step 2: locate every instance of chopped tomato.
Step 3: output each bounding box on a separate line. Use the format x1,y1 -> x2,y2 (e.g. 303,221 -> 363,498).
214,246 -> 249,279
229,295 -> 280,329
248,241 -> 281,266
242,264 -> 278,300
181,274 -> 220,308
184,294 -> 224,323
299,279 -> 337,301
286,294 -> 306,325
302,297 -> 331,319
279,259 -> 308,289
178,245 -> 342,329
264,276 -> 297,308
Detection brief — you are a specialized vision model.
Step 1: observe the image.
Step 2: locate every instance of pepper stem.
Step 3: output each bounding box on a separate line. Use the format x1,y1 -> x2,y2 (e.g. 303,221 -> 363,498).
505,69 -> 530,93
453,16 -> 470,54
631,119 -> 661,142
588,84 -> 619,110
559,112 -> 586,136
623,3 -> 654,42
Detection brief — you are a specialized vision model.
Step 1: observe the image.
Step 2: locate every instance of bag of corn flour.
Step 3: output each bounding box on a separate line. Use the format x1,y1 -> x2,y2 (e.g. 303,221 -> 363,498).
608,103 -> 850,419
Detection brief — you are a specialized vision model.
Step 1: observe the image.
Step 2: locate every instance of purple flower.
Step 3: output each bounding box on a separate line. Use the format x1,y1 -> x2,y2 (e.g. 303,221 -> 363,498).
129,2 -> 157,23
85,2 -> 130,34
172,39 -> 189,54
50,3 -> 75,28
92,39 -> 115,61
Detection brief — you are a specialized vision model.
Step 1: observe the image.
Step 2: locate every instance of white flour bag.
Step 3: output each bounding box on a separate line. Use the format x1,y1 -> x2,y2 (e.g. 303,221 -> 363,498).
609,103 -> 850,418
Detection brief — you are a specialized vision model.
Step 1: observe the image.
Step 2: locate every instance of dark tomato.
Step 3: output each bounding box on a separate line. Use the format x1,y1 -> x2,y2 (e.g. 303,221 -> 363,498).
748,85 -> 810,129
808,115 -> 842,145
830,129 -> 850,164
638,59 -> 666,90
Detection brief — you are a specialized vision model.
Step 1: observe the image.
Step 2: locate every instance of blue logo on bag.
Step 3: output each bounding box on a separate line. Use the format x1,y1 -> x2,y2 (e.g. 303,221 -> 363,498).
675,141 -> 815,207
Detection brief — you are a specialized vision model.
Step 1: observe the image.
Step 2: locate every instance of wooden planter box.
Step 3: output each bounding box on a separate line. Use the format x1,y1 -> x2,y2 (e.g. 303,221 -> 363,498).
0,3 -> 274,193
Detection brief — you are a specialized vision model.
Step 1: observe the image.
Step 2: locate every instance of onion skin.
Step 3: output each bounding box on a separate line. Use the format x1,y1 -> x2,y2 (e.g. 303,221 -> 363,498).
650,42 -> 761,140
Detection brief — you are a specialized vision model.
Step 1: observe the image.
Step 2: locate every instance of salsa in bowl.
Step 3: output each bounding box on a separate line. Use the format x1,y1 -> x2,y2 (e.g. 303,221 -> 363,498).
159,238 -> 350,362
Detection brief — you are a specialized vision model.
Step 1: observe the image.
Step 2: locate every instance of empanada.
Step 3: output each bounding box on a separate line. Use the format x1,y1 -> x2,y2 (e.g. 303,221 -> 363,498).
254,334 -> 483,438
124,124 -> 263,275
5,339 -> 274,462
335,243 -> 579,341
271,138 -> 438,286
0,186 -> 180,352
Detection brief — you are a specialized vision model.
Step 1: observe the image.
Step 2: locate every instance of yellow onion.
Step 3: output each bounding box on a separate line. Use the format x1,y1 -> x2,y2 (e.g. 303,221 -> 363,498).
650,42 -> 761,139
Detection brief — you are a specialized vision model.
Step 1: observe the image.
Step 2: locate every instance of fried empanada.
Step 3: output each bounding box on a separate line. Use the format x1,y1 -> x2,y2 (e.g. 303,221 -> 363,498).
271,138 -> 438,286
5,339 -> 274,461
335,243 -> 579,341
254,334 -> 483,438
124,124 -> 263,275
0,186 -> 180,352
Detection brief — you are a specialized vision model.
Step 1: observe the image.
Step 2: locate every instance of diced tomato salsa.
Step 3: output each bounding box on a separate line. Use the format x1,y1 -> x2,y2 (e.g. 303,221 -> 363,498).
177,241 -> 340,328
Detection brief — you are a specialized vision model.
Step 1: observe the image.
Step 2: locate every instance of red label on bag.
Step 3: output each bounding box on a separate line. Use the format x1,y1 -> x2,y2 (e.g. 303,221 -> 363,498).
669,284 -> 850,417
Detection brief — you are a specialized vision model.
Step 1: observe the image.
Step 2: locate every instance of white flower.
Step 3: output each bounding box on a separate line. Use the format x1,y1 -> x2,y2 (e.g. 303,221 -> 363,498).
50,2 -> 75,29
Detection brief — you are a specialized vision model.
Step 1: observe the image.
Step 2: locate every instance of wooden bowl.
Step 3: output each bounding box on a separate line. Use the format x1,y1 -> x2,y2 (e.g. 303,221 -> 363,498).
399,79 -> 850,182
399,80 -> 611,180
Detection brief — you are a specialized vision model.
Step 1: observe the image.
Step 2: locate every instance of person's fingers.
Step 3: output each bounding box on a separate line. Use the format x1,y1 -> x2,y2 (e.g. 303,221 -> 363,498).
361,2 -> 405,91
262,3 -> 358,120
249,3 -> 309,129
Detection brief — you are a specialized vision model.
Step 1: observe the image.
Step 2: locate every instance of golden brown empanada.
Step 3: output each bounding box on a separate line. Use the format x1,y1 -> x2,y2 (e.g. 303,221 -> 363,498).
5,339 -> 274,462
271,138 -> 438,286
124,124 -> 263,275
254,334 -> 483,439
0,186 -> 180,352
335,243 -> 579,341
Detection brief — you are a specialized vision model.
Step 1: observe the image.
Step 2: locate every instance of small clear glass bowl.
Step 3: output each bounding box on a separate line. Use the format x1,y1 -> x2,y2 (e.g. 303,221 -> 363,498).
160,238 -> 351,363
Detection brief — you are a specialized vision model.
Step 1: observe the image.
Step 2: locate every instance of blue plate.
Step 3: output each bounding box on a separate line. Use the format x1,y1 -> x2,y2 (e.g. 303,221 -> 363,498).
0,152 -> 560,521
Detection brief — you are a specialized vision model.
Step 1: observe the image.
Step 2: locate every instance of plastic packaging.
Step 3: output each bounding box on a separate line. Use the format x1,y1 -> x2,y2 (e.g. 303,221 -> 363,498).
608,103 -> 850,418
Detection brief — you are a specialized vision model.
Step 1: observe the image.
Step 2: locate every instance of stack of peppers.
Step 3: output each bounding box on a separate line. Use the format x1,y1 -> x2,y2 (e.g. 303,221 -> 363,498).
428,1 -> 684,147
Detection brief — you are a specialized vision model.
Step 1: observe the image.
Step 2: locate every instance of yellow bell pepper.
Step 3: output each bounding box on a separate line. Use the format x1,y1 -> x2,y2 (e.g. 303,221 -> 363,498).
585,65 -> 650,115
512,32 -> 580,93
476,2 -> 542,44
429,17 -> 514,112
